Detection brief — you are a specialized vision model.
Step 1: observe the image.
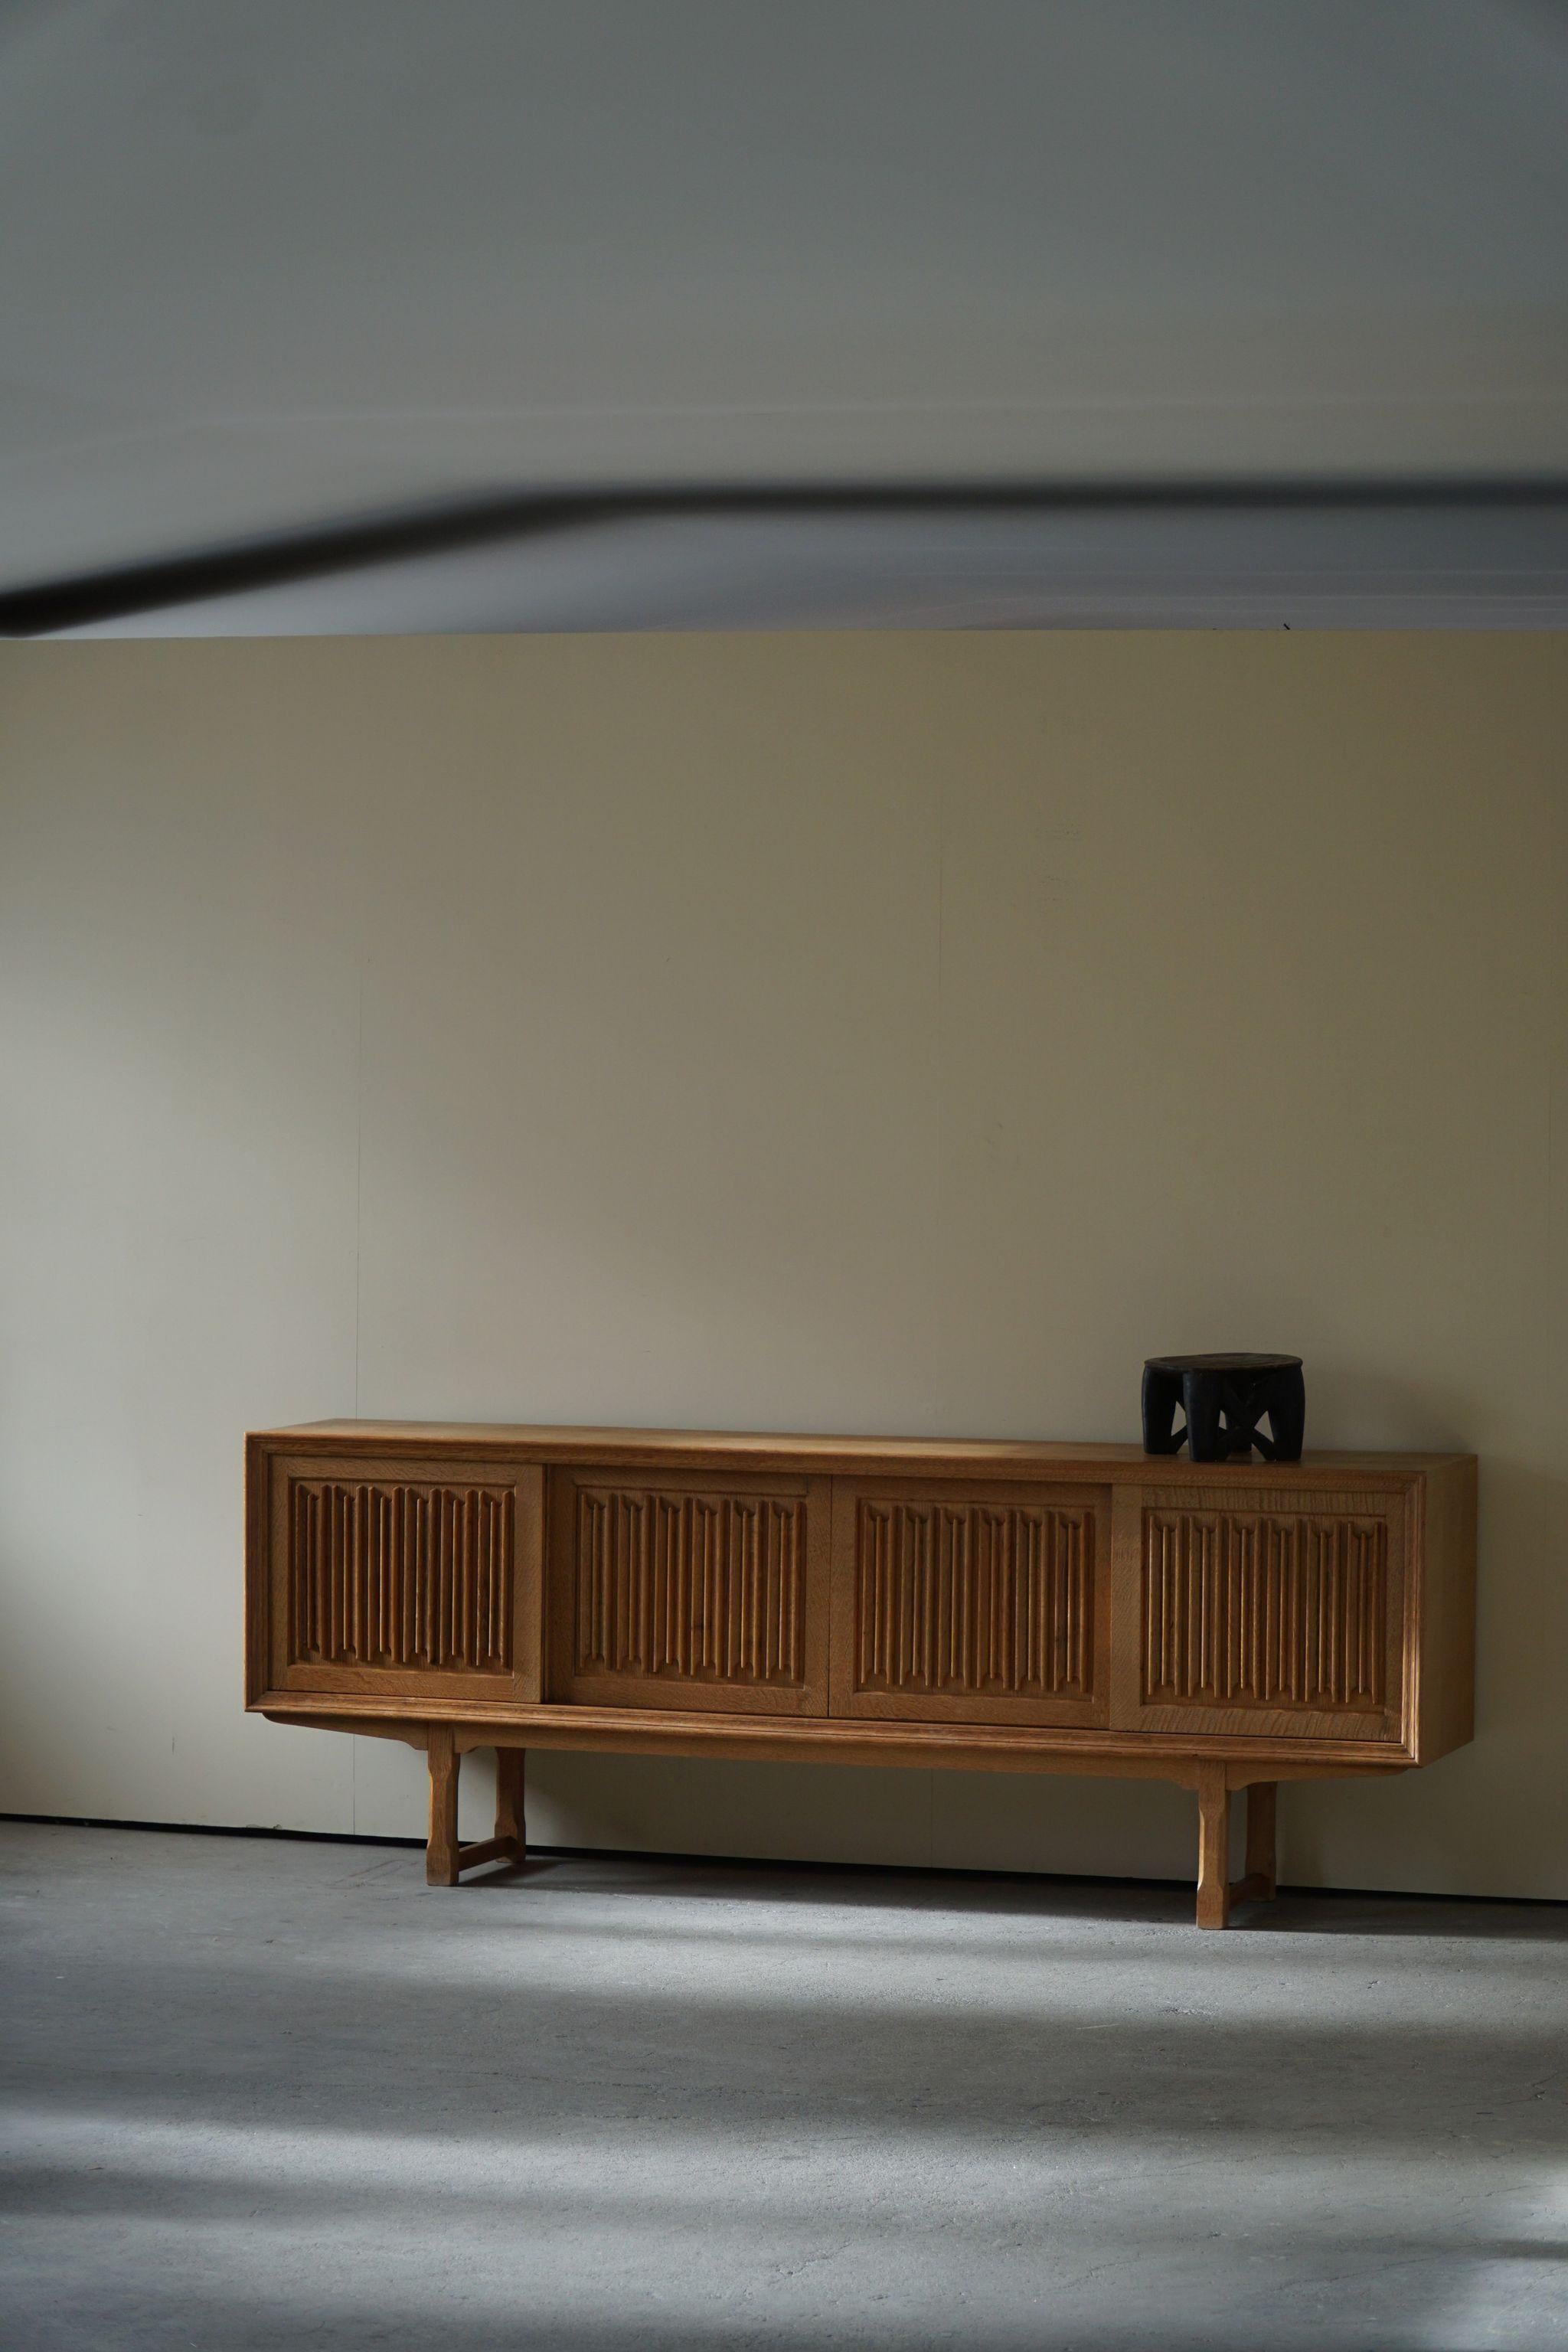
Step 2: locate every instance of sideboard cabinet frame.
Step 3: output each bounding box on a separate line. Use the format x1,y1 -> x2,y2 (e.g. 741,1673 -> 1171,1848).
245,1425 -> 1476,1930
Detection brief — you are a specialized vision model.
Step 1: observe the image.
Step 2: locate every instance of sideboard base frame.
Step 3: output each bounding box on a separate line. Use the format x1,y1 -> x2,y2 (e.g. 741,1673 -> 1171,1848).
425,1724 -> 528,1886
262,1700 -> 1407,1926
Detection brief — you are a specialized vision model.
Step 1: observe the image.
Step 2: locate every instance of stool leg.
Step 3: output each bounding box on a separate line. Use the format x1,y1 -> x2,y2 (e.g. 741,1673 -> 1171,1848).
1142,1364 -> 1185,1454
1196,1763 -> 1231,1929
495,1747 -> 526,1862
426,1725 -> 460,1887
1268,1366 -> 1306,1462
1183,1371 -> 1225,1464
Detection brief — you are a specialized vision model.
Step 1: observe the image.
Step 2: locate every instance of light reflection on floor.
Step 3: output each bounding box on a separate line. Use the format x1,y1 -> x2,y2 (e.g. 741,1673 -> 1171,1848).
3,1824 -> 1566,2351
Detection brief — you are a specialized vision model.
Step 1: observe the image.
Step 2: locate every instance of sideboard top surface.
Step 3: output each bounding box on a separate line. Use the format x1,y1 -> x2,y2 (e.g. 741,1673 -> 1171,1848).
254,1419 -> 1472,1484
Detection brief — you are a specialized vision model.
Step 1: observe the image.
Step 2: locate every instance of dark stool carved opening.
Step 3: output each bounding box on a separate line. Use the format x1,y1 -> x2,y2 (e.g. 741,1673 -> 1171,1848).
1142,1353 -> 1305,1463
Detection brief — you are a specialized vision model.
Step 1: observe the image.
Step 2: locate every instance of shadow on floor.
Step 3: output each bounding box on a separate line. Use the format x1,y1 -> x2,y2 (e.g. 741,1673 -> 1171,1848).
5,1824 -> 1567,2352
482,1844 -> 1568,1941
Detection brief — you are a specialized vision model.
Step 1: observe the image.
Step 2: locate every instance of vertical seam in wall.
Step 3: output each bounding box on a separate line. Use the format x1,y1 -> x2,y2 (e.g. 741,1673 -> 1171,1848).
936,776 -> 945,1004
353,969 -> 364,1419
351,969 -> 364,1835
935,754 -> 946,1433
1550,720 -> 1566,1413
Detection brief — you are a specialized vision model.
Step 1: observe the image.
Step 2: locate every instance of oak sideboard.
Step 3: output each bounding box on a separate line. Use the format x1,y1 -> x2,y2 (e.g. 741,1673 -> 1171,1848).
244,1420 -> 1477,1928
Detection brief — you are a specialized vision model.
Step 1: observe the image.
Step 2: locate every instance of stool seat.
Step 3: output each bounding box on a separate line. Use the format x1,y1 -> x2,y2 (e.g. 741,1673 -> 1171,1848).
1142,1354 -> 1305,1462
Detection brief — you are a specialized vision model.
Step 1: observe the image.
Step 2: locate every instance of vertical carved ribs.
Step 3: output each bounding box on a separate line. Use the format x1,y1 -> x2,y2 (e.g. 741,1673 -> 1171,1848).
288,1481 -> 514,1672
575,1488 -> 805,1684
854,1501 -> 1093,1697
1142,1510 -> 1387,1709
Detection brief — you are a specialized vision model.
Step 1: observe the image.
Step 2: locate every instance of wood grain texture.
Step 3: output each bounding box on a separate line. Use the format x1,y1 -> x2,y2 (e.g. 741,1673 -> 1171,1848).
260,1691 -> 1413,1776
1196,1762 -> 1231,1929
426,1723 -> 459,1886
1410,1455 -> 1478,1764
547,1469 -> 831,1714
1141,1504 -> 1388,1710
257,1419 -> 1468,1485
423,1727 -> 527,1881
263,1711 -> 428,1749
288,1475 -> 515,1674
828,1479 -> 1111,1726
259,1453 -> 541,1703
1110,1485 -> 1408,1743
243,1432 -> 272,1708
855,1498 -> 1092,1694
575,1485 -> 805,1683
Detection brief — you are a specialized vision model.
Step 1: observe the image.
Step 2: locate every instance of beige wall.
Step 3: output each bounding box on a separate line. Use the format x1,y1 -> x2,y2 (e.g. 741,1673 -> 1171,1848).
2,632 -> 1564,1894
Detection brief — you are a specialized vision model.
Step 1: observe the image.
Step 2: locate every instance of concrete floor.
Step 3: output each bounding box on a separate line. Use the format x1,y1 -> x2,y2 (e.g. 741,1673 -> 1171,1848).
2,1825 -> 1566,2352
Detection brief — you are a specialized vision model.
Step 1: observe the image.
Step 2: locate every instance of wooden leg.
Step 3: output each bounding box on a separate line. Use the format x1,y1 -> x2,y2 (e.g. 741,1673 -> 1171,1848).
426,1724 -> 460,1886
495,1746 -> 526,1862
1195,1762 -> 1231,1929
1243,1780 -> 1277,1901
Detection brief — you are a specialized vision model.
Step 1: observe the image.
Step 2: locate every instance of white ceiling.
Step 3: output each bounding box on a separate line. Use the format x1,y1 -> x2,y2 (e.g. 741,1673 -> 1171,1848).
3,0 -> 1566,629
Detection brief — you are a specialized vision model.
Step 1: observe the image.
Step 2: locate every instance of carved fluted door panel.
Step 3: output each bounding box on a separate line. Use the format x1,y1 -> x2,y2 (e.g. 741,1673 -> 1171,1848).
263,1453 -> 544,1702
547,1469 -> 831,1713
828,1480 -> 1112,1726
1109,1485 -> 1410,1743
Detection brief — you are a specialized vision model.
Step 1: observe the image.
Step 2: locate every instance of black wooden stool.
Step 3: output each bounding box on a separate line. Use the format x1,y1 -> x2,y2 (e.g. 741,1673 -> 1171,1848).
1142,1353 -> 1305,1463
